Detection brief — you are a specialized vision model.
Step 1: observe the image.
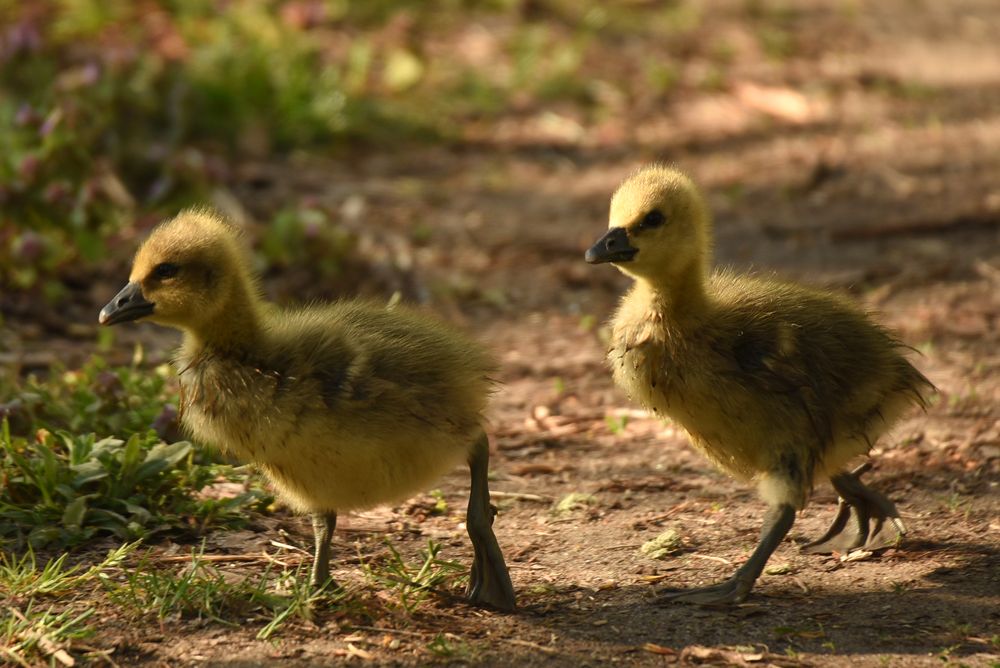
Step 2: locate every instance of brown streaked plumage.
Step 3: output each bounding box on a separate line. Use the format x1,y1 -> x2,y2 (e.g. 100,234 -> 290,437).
586,165 -> 933,605
99,209 -> 515,610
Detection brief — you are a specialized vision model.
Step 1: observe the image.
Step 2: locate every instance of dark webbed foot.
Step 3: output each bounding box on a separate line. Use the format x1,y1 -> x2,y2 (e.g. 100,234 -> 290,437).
802,463 -> 905,555
658,574 -> 754,606
465,434 -> 516,611
310,511 -> 339,590
661,503 -> 796,607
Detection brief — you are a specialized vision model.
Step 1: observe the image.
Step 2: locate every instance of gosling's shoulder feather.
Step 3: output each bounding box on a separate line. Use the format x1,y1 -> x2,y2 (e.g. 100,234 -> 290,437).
262,300 -> 497,377
247,299 -> 497,414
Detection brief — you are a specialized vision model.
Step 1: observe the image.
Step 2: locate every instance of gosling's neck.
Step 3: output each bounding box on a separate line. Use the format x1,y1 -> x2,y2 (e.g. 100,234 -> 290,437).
182,282 -> 265,358
632,259 -> 710,324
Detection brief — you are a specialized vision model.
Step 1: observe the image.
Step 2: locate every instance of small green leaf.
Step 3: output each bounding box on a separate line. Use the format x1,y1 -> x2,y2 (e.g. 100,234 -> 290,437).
62,496 -> 88,528
123,502 -> 152,525
28,525 -> 63,548
122,433 -> 143,468
135,441 -> 192,481
90,436 -> 123,458
71,460 -> 109,486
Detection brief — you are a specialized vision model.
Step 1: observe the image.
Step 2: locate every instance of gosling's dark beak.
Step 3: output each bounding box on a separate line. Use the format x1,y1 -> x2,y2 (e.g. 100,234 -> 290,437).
585,226 -> 638,264
99,282 -> 154,326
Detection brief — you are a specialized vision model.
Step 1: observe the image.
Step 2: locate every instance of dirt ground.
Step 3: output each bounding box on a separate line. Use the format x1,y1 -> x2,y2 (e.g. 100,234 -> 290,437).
7,1 -> 1000,665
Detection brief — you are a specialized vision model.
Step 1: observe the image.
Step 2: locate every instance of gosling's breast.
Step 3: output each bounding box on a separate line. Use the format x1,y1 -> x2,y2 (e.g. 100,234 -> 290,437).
610,324 -> 682,415
178,353 -> 312,462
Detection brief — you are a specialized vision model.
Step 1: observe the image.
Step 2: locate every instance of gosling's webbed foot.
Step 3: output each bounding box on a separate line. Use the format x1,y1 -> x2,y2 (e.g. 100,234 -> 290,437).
659,503 -> 796,607
465,533 -> 517,611
310,511 -> 339,592
802,463 -> 905,555
465,434 -> 516,612
465,494 -> 516,611
657,575 -> 754,606
310,573 -> 341,592
800,499 -> 863,554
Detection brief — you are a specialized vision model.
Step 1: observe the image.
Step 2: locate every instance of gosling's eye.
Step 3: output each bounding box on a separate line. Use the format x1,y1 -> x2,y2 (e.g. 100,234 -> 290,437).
638,209 -> 666,230
152,262 -> 180,280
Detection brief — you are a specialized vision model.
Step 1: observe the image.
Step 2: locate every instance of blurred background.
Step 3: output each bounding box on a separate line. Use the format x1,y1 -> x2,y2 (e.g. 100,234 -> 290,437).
2,0 -> 998,341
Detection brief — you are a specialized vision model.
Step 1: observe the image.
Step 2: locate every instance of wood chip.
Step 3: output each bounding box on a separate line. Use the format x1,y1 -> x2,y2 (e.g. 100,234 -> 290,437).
687,553 -> 733,565
346,643 -> 373,660
506,639 -> 558,655
154,553 -> 274,563
489,491 -> 553,503
51,649 -> 76,667
508,463 -> 559,476
641,642 -> 677,655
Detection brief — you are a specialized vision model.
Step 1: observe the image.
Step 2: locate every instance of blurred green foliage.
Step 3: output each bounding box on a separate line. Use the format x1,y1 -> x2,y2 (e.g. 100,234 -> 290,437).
260,203 -> 355,277
0,356 -> 171,437
0,0 -> 720,298
0,0 -> 708,297
0,0 -> 423,293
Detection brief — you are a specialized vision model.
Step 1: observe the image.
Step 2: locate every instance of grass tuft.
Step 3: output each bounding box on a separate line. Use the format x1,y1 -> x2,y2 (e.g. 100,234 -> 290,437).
105,544 -> 337,639
360,539 -> 467,614
0,542 -> 139,665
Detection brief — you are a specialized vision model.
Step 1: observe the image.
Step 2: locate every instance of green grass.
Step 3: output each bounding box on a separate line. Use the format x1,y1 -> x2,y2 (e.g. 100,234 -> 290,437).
605,414 -> 629,435
0,542 -> 137,602
0,0 -> 432,294
1,603 -> 96,667
106,543 -> 336,640
360,539 -> 467,614
259,204 -> 357,277
0,543 -> 138,666
101,537 -> 466,640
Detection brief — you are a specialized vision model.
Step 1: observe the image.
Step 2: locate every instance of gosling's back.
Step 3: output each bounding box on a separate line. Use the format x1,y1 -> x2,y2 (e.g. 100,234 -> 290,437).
177,300 -> 496,512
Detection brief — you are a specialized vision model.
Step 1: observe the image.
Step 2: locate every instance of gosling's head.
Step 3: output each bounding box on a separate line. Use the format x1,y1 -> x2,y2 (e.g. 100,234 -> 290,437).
99,209 -> 257,333
586,165 -> 712,284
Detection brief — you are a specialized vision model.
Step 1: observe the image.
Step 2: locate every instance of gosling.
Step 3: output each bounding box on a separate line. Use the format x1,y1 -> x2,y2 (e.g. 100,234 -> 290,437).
586,166 -> 933,605
99,210 -> 516,611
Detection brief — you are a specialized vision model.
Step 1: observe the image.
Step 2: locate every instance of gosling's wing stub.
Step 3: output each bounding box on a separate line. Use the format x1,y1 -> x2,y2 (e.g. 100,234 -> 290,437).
724,322 -> 834,449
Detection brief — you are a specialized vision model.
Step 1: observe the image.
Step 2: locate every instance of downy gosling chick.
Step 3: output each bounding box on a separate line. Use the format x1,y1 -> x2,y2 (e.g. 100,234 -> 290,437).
586,166 -> 933,605
99,210 -> 516,611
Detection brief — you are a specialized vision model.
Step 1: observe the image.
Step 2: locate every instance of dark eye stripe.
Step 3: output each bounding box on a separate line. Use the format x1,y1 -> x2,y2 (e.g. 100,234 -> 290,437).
153,262 -> 180,279
639,209 -> 665,230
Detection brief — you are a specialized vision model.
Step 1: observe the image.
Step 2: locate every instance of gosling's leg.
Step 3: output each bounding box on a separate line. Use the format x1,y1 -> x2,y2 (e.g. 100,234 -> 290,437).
465,432 -> 516,611
310,511 -> 338,590
802,462 -> 905,555
660,503 -> 796,606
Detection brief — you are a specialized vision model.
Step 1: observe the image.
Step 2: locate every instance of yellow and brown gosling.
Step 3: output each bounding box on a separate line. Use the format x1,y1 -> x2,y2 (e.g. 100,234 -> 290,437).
586,166 -> 933,605
99,210 -> 515,611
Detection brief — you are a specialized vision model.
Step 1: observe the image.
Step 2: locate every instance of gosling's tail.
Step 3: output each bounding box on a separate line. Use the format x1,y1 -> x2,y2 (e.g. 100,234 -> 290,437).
894,349 -> 935,411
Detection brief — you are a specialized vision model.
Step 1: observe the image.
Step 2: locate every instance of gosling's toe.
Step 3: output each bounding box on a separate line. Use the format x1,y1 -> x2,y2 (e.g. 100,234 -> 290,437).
801,500 -> 866,554
657,575 -> 754,606
803,464 -> 906,555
